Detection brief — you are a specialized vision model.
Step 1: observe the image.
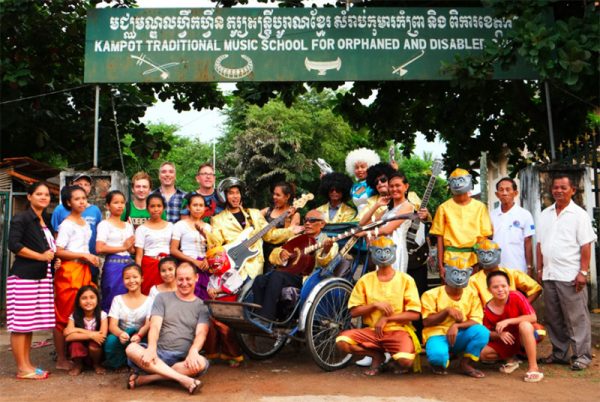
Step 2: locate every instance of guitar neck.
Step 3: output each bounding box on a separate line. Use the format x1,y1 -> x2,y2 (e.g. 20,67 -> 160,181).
242,210 -> 288,249
420,174 -> 436,210
303,213 -> 415,254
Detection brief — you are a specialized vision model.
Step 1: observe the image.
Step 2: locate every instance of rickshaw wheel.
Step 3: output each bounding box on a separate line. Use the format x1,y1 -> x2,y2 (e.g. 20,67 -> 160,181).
305,280 -> 354,371
236,282 -> 287,360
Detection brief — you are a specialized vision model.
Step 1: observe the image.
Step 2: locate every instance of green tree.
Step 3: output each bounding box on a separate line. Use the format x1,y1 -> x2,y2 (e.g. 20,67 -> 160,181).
218,90 -> 373,207
122,122 -> 213,191
1,0 -> 225,169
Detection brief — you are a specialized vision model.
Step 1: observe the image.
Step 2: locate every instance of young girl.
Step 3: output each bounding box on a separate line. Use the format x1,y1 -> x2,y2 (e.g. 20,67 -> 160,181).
148,257 -> 178,300
97,190 -> 135,312
63,285 -> 108,376
170,193 -> 211,299
55,185 -> 100,370
135,193 -> 173,295
104,264 -> 152,370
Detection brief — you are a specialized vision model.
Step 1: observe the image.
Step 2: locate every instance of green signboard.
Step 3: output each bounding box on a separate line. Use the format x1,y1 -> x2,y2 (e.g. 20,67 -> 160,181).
84,7 -> 537,83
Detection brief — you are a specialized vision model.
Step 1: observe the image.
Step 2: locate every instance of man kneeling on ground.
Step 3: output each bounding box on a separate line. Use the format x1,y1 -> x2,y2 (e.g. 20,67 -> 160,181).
126,262 -> 209,394
336,236 -> 422,376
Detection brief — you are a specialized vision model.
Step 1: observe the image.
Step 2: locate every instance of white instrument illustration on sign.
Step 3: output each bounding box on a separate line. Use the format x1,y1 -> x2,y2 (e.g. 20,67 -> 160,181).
214,54 -> 254,80
392,50 -> 425,77
131,54 -> 181,80
305,57 -> 342,76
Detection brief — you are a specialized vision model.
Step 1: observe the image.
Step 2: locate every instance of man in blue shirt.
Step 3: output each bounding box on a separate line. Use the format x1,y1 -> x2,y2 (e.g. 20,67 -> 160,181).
51,173 -> 102,282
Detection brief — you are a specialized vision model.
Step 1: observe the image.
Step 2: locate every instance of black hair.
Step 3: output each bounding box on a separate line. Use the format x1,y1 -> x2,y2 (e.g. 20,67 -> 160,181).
105,189 -> 126,205
122,263 -> 143,278
26,182 -> 51,209
496,177 -> 517,191
61,185 -> 86,211
158,256 -> 179,271
366,162 -> 396,194
551,173 -> 576,191
72,285 -> 102,331
185,192 -> 206,206
486,270 -> 510,288
387,172 -> 409,209
272,181 -> 296,206
146,193 -> 166,211
319,172 -> 353,202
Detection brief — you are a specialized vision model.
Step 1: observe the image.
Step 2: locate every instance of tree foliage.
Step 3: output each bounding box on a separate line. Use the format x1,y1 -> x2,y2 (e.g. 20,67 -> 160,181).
1,0 -> 225,169
218,90 -> 372,207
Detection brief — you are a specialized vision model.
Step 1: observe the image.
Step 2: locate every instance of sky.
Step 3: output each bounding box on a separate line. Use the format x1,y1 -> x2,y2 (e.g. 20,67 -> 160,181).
135,0 -> 448,159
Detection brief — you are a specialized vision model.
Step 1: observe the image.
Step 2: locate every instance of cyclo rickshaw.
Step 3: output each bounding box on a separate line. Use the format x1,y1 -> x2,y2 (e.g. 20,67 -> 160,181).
204,215 -> 412,371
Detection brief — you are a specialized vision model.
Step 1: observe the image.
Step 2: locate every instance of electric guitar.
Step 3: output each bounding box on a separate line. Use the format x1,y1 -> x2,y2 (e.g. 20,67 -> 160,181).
224,193 -> 314,271
406,160 -> 443,270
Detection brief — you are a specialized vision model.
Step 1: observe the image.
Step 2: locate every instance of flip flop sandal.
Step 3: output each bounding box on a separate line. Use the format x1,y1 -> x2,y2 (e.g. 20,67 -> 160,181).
16,369 -> 48,380
537,355 -> 569,365
570,361 -> 588,371
431,366 -> 448,375
499,361 -> 520,374
363,364 -> 384,376
32,340 -> 52,349
524,371 -> 544,383
463,369 -> 485,378
127,373 -> 139,390
188,379 -> 203,395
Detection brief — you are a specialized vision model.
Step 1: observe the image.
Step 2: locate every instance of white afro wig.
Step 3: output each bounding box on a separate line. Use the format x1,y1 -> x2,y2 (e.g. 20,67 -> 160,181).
345,148 -> 381,177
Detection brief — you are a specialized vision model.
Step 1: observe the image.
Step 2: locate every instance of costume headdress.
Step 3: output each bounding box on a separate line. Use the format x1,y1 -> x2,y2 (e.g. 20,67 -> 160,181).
369,236 -> 397,266
365,162 -> 396,194
319,172 -> 353,202
474,239 -> 501,270
345,148 -> 380,178
206,246 -> 231,276
448,168 -> 472,195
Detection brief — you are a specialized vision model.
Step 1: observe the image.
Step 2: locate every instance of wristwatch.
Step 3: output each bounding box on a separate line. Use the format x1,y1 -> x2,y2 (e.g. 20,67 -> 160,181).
579,271 -> 589,277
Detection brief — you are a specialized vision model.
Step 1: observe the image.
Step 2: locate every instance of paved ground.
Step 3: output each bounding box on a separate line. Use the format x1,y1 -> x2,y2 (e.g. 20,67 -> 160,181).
1,312 -> 599,402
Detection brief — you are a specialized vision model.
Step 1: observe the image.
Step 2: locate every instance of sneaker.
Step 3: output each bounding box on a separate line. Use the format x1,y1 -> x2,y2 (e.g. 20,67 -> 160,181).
355,353 -> 391,367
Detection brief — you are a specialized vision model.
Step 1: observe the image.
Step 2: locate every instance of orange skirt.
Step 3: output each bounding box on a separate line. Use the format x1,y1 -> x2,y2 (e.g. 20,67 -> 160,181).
54,260 -> 92,330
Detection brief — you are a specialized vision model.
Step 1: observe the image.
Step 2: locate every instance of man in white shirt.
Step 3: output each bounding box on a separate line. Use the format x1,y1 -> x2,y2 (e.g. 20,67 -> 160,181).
536,174 -> 596,371
490,177 -> 535,274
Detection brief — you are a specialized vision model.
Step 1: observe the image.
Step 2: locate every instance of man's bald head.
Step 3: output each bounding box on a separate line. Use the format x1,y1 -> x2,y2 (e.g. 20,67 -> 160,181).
304,209 -> 326,236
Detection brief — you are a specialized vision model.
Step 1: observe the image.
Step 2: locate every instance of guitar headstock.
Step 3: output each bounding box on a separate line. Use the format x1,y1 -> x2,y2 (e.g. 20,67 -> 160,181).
293,193 -> 314,209
431,159 -> 443,176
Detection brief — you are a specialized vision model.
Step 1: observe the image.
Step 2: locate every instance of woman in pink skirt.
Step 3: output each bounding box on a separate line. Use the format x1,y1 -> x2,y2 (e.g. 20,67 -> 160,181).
7,182 -> 56,379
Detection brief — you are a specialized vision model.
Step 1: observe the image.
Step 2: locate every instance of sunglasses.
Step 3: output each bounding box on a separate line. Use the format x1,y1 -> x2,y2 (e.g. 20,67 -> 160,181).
376,177 -> 388,184
305,217 -> 324,224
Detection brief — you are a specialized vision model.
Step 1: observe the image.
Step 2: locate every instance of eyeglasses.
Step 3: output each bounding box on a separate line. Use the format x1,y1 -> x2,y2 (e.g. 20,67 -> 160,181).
376,177 -> 388,184
329,188 -> 342,193
197,173 -> 215,177
305,218 -> 324,224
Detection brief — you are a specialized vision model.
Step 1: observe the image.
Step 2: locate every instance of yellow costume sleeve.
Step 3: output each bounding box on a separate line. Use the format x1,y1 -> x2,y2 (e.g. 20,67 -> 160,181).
466,288 -> 483,324
510,268 -> 542,297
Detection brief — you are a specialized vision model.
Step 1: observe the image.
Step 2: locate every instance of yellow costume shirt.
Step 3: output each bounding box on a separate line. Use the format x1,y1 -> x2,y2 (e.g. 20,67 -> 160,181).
421,285 -> 483,343
209,208 -> 293,280
348,271 -> 421,332
316,203 -> 357,223
429,198 -> 492,267
469,267 -> 542,306
356,195 -> 388,222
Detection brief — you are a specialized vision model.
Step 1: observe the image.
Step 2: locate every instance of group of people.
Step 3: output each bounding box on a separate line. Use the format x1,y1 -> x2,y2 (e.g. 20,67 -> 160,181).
6,147 -> 596,392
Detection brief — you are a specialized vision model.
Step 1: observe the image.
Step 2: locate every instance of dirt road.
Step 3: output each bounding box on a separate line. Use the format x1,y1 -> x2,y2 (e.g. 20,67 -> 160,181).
1,331 -> 598,402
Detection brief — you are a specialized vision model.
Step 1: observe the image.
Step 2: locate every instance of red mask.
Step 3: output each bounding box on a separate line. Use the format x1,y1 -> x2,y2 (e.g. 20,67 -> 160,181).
207,252 -> 231,276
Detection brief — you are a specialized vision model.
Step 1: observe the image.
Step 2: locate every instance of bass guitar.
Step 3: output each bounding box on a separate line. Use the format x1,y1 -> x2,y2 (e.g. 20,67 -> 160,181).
406,159 -> 443,270
225,193 -> 314,271
280,212 -> 417,274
